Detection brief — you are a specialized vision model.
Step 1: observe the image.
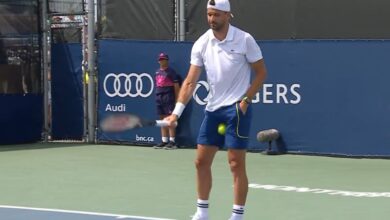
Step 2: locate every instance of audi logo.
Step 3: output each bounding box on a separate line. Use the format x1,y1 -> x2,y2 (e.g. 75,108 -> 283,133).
103,73 -> 154,98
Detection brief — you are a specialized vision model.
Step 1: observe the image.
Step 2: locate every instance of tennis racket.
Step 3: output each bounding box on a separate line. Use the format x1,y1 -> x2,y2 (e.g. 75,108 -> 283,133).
100,113 -> 175,132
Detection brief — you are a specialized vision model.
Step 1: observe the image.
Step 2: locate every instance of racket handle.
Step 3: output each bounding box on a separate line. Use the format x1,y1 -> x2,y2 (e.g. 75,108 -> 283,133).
155,120 -> 177,127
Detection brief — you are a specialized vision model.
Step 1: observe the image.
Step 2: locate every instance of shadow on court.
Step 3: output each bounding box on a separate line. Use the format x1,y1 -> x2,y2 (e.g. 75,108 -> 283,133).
0,142 -> 87,152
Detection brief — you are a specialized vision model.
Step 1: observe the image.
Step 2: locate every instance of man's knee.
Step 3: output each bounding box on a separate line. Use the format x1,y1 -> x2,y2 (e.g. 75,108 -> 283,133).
194,158 -> 209,170
228,159 -> 244,173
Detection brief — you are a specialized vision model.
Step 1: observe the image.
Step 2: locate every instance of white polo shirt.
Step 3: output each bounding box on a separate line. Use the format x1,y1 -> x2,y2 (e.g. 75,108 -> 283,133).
191,24 -> 263,112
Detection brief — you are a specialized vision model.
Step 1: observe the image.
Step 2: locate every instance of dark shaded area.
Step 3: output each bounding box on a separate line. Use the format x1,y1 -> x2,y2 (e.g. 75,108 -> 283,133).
99,0 -> 390,40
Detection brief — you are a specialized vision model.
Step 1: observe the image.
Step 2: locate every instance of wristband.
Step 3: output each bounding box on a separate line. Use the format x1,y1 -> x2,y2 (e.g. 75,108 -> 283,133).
242,96 -> 252,104
172,102 -> 186,118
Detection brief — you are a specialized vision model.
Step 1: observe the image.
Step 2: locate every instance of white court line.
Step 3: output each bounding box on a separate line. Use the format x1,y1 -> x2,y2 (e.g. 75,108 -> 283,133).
249,183 -> 390,198
0,205 -> 176,220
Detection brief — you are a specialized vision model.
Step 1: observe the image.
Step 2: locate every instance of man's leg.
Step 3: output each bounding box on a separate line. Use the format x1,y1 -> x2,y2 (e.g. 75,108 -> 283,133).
228,148 -> 248,220
192,144 -> 218,220
163,95 -> 178,149
168,126 -> 176,141
161,115 -> 169,137
164,125 -> 177,149
154,115 -> 169,149
195,144 -> 219,199
168,93 -> 176,143
160,126 -> 169,140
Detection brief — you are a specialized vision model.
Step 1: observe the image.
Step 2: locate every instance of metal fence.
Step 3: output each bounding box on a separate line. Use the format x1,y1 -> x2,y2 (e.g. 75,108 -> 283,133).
98,0 -> 390,41
0,0 -> 40,94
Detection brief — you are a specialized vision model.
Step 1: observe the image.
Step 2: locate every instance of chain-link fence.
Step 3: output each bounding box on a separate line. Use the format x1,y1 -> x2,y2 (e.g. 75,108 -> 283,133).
0,0 -> 40,94
98,0 -> 390,41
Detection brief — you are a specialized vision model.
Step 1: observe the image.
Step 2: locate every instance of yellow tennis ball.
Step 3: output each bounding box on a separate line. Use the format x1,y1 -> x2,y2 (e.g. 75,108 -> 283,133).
217,123 -> 226,135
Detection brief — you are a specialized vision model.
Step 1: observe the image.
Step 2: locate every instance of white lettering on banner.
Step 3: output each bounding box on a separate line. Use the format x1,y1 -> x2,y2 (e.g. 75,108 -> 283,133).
262,84 -> 273,104
193,81 -> 302,105
248,183 -> 390,198
135,134 -> 154,142
276,84 -> 288,103
103,73 -> 154,98
262,83 -> 301,104
289,84 -> 301,104
105,104 -> 126,112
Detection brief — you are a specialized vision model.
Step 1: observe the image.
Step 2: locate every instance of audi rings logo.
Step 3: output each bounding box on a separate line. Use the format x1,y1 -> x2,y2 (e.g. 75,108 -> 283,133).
103,73 -> 154,98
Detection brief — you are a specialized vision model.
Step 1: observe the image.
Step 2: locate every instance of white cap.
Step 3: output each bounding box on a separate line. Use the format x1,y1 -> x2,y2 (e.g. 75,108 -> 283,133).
207,0 -> 231,12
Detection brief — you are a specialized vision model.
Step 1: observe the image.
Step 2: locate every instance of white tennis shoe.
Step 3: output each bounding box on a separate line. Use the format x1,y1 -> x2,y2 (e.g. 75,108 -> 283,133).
191,213 -> 208,220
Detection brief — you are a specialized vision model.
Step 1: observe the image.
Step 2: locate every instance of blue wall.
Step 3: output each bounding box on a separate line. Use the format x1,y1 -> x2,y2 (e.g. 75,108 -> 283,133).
51,43 -> 84,139
0,43 -> 84,144
0,94 -> 42,144
97,39 -> 390,157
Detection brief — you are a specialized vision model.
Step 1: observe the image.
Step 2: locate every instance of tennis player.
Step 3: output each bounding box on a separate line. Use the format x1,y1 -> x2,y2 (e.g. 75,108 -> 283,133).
166,0 -> 266,219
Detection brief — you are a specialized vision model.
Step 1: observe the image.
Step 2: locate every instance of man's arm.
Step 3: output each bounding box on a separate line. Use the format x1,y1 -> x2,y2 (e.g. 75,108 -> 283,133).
247,59 -> 267,99
240,59 -> 267,111
173,82 -> 180,101
177,64 -> 202,105
166,65 -> 202,124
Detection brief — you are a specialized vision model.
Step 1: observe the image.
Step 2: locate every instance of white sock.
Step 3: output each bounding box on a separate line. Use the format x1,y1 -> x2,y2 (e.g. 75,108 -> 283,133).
195,199 -> 209,217
230,204 -> 244,220
162,137 -> 168,143
169,137 -> 176,143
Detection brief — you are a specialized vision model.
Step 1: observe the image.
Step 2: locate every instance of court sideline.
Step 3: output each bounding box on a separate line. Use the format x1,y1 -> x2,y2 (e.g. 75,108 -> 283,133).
0,143 -> 389,219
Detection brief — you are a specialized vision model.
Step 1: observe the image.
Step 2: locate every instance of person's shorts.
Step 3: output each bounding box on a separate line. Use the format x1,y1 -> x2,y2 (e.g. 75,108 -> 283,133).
156,92 -> 175,116
197,102 -> 252,149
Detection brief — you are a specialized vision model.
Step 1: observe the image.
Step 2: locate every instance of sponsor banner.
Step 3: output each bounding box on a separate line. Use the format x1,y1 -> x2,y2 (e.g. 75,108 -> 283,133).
97,40 -> 390,156
97,40 -> 195,146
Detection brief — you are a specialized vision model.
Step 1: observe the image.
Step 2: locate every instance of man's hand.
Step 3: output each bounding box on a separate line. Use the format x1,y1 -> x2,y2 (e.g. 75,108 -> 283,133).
239,101 -> 249,115
164,114 -> 179,127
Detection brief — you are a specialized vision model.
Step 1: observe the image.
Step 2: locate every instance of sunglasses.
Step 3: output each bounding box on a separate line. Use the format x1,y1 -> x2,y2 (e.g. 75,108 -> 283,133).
209,0 -> 215,6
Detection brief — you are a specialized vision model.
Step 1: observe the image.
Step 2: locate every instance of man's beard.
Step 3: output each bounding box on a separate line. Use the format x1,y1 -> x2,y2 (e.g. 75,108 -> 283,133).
210,21 -> 224,31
